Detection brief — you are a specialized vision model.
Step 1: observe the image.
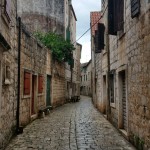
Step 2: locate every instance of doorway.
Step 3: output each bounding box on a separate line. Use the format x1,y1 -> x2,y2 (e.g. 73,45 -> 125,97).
46,75 -> 51,106
103,75 -> 107,114
119,70 -> 127,131
31,75 -> 37,115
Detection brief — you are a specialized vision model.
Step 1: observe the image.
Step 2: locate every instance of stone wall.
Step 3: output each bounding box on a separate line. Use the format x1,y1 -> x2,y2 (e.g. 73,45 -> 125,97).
20,24 -> 47,126
65,3 -> 78,99
97,0 -> 150,148
95,53 -> 103,112
17,0 -> 65,35
0,0 -> 18,149
90,12 -> 101,106
76,43 -> 82,96
126,1 -> 150,148
81,61 -> 92,96
52,61 -> 66,107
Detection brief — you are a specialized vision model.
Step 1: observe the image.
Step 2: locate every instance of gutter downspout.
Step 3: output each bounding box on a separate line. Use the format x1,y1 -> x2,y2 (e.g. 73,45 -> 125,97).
106,6 -> 111,120
16,17 -> 23,134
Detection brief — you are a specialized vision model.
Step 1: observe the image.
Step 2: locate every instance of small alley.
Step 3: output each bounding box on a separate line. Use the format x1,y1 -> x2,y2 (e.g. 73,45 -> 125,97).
6,96 -> 135,150
0,0 -> 150,149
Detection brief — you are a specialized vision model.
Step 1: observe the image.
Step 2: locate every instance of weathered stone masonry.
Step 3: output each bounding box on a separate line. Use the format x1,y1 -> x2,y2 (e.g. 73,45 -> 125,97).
17,0 -> 65,35
94,0 -> 150,148
20,24 -> 47,126
52,60 -> 66,107
0,0 -> 18,149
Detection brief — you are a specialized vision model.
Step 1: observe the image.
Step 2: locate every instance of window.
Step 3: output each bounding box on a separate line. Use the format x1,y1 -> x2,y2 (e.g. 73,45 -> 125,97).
108,0 -> 124,35
4,57 -> 11,85
24,72 -> 31,95
4,0 -> 11,21
38,75 -> 43,93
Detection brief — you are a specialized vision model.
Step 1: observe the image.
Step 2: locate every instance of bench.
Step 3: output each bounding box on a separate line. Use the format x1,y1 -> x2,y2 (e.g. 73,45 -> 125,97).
71,96 -> 80,103
39,106 -> 53,118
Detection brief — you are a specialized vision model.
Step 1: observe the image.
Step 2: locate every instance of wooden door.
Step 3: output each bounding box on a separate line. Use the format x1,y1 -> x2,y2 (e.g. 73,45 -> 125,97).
122,72 -> 127,131
46,75 -> 51,106
31,75 -> 35,115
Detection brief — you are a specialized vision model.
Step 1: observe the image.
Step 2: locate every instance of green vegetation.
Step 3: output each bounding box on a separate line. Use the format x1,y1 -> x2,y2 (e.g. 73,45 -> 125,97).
34,32 -> 75,64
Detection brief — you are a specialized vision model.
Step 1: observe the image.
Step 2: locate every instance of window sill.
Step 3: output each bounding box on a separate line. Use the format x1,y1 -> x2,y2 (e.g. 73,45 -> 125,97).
110,102 -> 116,108
38,93 -> 44,96
119,129 -> 128,139
117,30 -> 125,40
102,49 -> 107,55
22,95 -> 31,99
146,3 -> 150,12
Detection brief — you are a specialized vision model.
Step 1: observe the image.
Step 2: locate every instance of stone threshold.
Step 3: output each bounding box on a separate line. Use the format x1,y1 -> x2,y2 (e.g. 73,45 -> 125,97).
119,129 -> 129,140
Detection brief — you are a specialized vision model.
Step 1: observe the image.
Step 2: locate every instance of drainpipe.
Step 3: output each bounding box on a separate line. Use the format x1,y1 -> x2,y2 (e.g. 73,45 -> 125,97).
16,17 -> 23,134
15,0 -> 17,19
106,8 -> 111,120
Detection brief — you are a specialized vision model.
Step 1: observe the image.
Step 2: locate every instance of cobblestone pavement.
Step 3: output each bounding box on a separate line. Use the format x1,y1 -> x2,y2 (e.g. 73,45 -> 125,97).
5,96 -> 135,150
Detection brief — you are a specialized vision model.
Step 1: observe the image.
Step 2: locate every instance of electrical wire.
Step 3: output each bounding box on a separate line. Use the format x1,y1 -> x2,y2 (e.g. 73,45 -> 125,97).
74,4 -> 108,44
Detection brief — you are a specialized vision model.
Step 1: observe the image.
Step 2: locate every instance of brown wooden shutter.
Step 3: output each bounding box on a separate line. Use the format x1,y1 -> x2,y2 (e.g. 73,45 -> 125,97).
95,30 -> 100,53
131,0 -> 140,18
108,0 -> 124,34
98,23 -> 105,51
24,72 -> 31,95
108,0 -> 117,35
38,75 -> 43,93
117,0 -> 124,31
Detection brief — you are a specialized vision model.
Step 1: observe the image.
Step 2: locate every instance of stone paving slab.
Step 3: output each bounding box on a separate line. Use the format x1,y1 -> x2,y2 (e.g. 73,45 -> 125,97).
5,96 -> 135,150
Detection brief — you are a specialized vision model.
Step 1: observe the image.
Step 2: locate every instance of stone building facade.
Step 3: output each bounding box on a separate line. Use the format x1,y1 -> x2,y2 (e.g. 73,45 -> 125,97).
92,0 -> 150,148
65,2 -> 81,100
17,0 -> 66,35
90,11 -> 107,113
17,0 -> 72,107
80,60 -> 92,96
0,0 -> 18,149
75,43 -> 82,96
90,12 -> 102,106
20,24 -> 48,126
52,60 -> 66,107
17,0 -> 80,105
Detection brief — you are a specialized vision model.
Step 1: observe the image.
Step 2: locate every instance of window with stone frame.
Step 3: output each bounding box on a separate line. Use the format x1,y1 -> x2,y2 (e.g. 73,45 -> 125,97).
3,56 -> 11,85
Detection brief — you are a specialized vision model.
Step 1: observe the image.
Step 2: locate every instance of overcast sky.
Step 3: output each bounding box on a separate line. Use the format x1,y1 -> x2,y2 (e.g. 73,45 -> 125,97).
72,0 -> 101,63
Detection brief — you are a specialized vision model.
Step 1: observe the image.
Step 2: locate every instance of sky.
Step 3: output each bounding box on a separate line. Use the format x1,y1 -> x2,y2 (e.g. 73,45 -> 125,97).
72,0 -> 101,63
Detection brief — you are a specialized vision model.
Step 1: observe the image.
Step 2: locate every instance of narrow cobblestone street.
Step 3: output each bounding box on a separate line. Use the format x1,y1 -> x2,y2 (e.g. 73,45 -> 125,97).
6,96 -> 135,150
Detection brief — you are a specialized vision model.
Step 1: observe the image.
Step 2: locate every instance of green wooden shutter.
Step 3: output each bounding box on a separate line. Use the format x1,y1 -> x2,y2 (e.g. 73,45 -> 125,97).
66,27 -> 70,41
